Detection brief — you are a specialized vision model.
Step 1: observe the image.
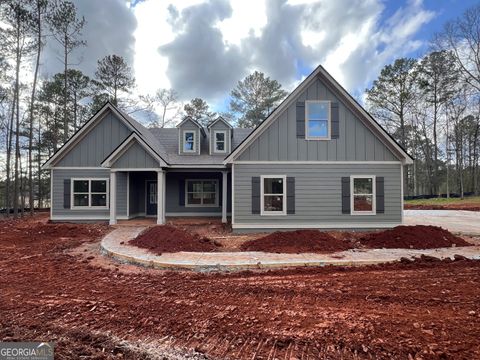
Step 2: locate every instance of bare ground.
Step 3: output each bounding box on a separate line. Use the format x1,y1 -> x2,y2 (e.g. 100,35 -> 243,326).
1,214 -> 480,359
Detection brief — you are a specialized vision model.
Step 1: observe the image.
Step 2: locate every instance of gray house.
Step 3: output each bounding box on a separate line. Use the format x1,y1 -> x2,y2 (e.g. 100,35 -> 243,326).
43,65 -> 413,232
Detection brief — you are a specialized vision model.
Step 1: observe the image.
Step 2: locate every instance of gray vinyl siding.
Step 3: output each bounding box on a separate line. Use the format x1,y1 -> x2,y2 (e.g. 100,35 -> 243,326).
236,78 -> 398,162
178,119 -> 201,155
56,112 -> 131,166
111,141 -> 159,169
209,121 -> 231,155
165,172 -> 231,214
233,163 -> 401,226
51,168 -> 126,219
128,171 -> 156,217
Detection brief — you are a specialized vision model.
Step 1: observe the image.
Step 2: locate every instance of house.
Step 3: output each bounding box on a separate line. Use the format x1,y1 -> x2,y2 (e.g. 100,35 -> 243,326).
42,65 -> 413,232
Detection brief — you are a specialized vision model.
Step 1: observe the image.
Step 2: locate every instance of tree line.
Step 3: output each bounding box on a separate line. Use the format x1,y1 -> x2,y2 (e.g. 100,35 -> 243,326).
0,0 -> 289,217
366,4 -> 480,198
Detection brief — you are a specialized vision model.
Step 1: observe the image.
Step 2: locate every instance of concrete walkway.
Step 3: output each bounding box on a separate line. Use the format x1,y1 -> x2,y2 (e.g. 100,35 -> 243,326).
101,226 -> 480,272
404,210 -> 480,235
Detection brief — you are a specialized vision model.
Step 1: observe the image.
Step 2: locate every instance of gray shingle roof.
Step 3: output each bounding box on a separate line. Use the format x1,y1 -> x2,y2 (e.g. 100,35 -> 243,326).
148,127 -> 252,165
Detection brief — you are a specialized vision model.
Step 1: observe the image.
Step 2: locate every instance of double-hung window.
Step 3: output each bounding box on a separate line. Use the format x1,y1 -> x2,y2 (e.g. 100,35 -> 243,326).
261,175 -> 286,215
214,131 -> 226,152
72,179 -> 109,208
306,100 -> 330,140
351,176 -> 376,214
186,180 -> 218,207
183,131 -> 196,152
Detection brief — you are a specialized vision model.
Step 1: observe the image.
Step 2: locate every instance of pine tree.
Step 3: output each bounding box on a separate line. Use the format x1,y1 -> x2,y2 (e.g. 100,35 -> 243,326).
229,71 -> 288,128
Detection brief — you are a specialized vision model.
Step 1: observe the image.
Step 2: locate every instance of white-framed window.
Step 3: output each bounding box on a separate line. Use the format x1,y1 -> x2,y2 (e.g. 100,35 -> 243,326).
305,100 -> 331,140
350,175 -> 376,215
183,130 -> 196,152
261,175 -> 286,215
71,178 -> 109,209
185,179 -> 219,207
214,130 -> 227,153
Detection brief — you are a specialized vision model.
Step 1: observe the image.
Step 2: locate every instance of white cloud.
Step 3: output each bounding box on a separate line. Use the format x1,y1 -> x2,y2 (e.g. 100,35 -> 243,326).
129,0 -> 435,106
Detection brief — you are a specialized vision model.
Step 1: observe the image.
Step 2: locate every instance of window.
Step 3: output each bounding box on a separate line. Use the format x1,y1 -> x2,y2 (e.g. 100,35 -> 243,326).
72,179 -> 108,208
185,179 -> 218,207
351,176 -> 376,215
183,131 -> 196,152
261,175 -> 286,215
306,100 -> 330,140
214,131 -> 226,152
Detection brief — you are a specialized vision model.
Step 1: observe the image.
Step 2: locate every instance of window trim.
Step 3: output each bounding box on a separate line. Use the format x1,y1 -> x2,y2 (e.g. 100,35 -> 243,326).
305,100 -> 331,140
260,175 -> 287,216
350,175 -> 376,215
213,130 -> 227,153
185,179 -> 219,207
182,130 -> 196,153
71,178 -> 109,210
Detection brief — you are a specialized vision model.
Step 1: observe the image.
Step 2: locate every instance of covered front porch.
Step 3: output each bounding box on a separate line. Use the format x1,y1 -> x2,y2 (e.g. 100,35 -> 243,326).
109,169 -> 231,225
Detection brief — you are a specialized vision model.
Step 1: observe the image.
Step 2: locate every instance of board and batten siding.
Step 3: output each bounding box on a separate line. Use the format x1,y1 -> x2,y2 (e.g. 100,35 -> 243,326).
56,112 -> 132,167
236,78 -> 397,162
51,169 -> 127,220
233,163 -> 402,229
111,141 -> 159,169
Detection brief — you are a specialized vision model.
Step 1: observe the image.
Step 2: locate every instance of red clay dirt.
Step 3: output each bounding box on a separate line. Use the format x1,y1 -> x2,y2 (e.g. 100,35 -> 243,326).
2,215 -> 480,359
357,225 -> 472,249
405,203 -> 480,211
240,229 -> 353,253
129,225 -> 222,254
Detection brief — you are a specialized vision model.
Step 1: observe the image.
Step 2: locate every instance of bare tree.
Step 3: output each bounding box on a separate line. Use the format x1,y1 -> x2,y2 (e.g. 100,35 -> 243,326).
434,4 -> 480,92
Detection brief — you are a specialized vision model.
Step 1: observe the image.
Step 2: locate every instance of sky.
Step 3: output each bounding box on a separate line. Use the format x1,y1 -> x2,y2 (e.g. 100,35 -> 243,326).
40,0 -> 479,113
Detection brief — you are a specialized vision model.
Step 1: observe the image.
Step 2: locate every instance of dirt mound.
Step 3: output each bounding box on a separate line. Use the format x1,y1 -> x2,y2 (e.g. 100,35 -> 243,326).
358,225 -> 471,249
239,229 -> 353,253
129,225 -> 222,254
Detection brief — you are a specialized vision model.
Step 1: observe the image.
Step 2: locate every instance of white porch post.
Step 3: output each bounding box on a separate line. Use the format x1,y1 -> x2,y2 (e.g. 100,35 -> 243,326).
109,171 -> 117,225
222,170 -> 228,223
162,170 -> 166,224
157,170 -> 165,224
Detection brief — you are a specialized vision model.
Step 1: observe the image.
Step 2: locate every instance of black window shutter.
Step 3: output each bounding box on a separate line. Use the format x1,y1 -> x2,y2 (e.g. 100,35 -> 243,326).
252,177 -> 260,214
296,101 -> 305,138
179,179 -> 185,206
286,177 -> 295,214
63,179 -> 71,209
331,102 -> 339,139
376,177 -> 385,213
341,177 -> 350,214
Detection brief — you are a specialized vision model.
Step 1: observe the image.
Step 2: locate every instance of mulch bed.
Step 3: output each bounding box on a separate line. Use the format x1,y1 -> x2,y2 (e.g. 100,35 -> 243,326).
357,225 -> 472,249
129,225 -> 222,254
239,230 -> 353,254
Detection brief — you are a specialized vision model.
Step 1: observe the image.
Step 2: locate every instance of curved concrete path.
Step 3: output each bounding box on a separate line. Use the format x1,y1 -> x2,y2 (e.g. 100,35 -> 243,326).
101,226 -> 480,272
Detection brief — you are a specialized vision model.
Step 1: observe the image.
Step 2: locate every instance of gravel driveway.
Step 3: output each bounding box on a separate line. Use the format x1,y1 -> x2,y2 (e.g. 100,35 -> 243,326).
404,210 -> 480,235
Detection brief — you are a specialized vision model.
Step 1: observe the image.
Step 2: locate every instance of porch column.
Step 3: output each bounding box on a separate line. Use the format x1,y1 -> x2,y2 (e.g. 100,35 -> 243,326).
157,169 -> 165,225
109,171 -> 117,225
222,170 -> 228,223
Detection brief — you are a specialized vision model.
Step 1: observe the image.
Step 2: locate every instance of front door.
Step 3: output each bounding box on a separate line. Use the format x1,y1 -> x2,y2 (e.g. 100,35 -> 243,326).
146,180 -> 157,215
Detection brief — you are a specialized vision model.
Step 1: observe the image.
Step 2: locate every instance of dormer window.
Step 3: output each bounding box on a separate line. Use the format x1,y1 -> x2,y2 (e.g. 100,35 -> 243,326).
183,131 -> 196,152
214,131 -> 226,153
306,100 -> 330,140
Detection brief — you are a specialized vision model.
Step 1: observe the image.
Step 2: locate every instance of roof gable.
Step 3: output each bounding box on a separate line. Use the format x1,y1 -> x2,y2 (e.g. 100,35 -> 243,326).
177,116 -> 206,137
207,116 -> 233,129
225,65 -> 413,165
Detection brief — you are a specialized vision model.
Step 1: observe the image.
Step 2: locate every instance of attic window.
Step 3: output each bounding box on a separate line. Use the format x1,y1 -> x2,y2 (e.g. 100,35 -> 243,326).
306,100 -> 330,140
214,131 -> 226,152
183,131 -> 196,152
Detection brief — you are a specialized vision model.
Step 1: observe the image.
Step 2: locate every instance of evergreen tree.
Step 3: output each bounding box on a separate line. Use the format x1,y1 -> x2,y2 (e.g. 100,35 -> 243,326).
229,71 -> 288,128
